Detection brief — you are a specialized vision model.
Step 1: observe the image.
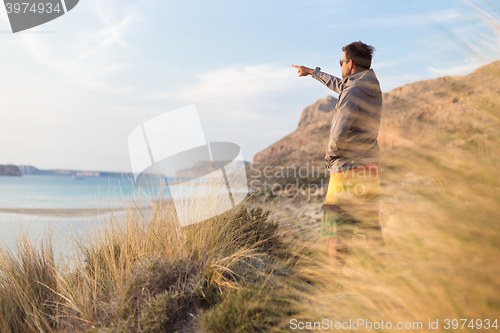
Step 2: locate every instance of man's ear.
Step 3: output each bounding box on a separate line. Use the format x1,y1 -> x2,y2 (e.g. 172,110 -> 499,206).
349,60 -> 356,72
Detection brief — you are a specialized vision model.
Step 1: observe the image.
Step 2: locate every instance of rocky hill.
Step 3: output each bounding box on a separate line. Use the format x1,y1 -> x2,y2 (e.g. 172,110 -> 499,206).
0,164 -> 21,176
252,95 -> 337,170
252,60 -> 500,170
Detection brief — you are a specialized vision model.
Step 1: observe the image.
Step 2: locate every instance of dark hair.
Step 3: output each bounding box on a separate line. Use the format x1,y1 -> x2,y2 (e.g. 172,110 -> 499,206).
342,41 -> 375,70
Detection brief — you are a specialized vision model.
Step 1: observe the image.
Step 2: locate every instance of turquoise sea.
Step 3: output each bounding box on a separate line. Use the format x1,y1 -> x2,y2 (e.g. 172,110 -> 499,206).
0,175 -> 170,260
0,174 -> 171,209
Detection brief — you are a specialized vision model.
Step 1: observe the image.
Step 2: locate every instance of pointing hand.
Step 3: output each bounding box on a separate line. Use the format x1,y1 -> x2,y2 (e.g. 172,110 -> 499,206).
291,65 -> 314,77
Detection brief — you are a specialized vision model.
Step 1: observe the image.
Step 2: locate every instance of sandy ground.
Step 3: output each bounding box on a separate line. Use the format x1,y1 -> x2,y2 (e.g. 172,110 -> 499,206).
245,193 -> 326,242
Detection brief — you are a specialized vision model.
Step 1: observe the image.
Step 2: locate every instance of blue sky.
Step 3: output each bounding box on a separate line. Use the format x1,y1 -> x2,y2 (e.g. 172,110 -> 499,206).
0,0 -> 499,172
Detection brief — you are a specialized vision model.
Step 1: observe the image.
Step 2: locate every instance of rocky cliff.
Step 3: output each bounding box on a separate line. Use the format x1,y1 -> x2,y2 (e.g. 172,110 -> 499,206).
0,164 -> 21,176
252,95 -> 337,169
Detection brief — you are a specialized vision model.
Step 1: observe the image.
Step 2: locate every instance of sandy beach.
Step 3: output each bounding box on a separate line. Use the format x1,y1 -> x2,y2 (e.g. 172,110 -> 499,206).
0,196 -> 176,218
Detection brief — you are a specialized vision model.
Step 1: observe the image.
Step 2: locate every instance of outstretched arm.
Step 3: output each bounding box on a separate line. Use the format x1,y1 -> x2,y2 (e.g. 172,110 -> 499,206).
291,65 -> 343,94
312,69 -> 343,94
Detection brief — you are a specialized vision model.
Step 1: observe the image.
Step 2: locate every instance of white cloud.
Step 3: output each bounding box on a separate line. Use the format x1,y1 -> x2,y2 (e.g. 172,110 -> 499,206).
376,74 -> 421,93
86,0 -> 138,49
428,56 -> 498,76
148,64 -> 307,120
147,63 -> 327,162
0,0 -> 149,171
11,0 -> 141,93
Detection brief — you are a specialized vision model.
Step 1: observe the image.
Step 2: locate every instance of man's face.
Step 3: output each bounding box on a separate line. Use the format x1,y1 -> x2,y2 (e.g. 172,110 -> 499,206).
340,51 -> 351,79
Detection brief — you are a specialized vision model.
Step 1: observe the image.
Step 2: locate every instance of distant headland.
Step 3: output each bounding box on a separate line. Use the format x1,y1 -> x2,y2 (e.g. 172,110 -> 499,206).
0,164 -> 133,178
0,164 -> 21,176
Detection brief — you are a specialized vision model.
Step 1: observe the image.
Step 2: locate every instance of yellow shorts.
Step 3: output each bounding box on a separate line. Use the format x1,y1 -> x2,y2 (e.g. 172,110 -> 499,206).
322,163 -> 381,239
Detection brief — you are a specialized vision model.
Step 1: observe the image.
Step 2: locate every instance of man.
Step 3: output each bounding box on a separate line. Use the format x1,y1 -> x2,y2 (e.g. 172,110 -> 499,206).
292,41 -> 385,269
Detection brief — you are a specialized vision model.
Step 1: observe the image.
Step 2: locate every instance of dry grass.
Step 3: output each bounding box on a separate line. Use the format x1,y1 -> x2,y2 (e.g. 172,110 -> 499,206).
1,125 -> 500,333
0,179 -> 322,332
289,87 -> 500,331
0,233 -> 59,332
2,103 -> 499,332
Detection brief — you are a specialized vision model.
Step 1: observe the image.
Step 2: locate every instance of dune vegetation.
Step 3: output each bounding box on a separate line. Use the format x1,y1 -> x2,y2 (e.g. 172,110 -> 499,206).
1,79 -> 499,331
0,191 -> 331,332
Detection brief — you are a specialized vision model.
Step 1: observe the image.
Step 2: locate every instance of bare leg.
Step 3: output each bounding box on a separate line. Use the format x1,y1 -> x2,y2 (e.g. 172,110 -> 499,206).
328,237 -> 349,268
365,231 -> 386,268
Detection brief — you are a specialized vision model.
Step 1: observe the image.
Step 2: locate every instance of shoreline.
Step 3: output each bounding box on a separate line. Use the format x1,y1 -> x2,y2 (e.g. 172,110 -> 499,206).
0,199 -> 174,218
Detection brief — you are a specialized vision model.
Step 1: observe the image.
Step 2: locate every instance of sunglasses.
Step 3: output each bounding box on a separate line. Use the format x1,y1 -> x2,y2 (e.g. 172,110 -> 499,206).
339,59 -> 350,66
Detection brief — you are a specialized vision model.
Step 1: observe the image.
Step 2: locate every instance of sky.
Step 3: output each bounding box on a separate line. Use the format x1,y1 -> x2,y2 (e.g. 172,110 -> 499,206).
0,0 -> 499,173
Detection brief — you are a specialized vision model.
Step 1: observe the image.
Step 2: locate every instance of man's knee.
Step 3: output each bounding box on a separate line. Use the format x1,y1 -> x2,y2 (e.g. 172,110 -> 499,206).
336,222 -> 356,241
